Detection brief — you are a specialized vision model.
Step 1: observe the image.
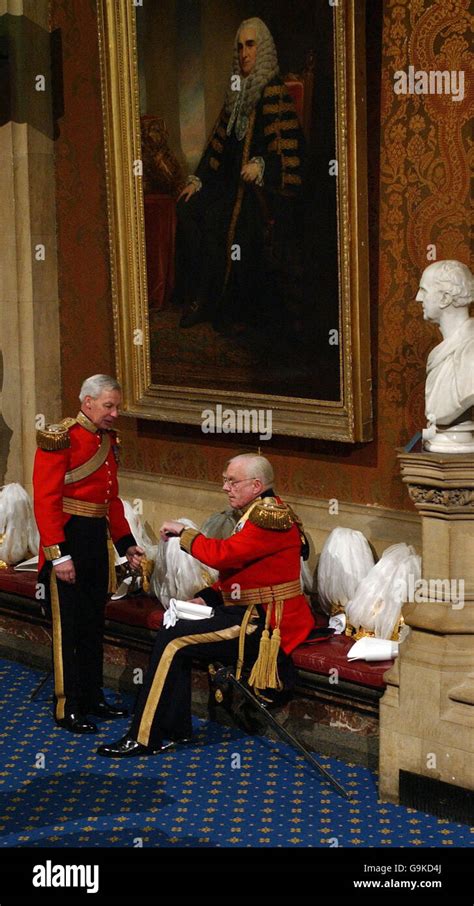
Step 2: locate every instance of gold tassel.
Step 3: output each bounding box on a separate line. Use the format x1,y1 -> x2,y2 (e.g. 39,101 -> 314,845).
107,538 -> 117,594
248,629 -> 270,690
141,558 -> 155,594
248,600 -> 285,692
266,626 -> 283,690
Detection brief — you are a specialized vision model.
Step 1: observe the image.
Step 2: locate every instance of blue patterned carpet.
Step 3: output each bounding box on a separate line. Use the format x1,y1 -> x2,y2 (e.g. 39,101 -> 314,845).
0,658 -> 471,851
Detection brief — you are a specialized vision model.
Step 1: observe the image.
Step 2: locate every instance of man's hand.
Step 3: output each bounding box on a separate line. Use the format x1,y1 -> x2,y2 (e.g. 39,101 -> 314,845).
177,183 -> 198,203
125,545 -> 144,570
187,596 -> 207,606
241,162 -> 260,183
159,520 -> 186,541
54,560 -> 76,583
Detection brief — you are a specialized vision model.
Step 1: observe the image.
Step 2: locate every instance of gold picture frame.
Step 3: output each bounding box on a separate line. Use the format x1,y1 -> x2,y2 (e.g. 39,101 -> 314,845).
97,0 -> 372,441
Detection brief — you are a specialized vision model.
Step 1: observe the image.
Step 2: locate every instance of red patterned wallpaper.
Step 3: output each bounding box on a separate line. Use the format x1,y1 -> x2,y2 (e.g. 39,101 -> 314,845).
53,0 -> 473,511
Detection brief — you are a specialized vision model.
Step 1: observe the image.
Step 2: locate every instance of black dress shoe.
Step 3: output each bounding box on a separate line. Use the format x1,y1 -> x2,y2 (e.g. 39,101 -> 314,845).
85,701 -> 129,720
179,300 -> 210,328
96,735 -> 169,758
55,712 -> 98,734
169,736 -> 194,746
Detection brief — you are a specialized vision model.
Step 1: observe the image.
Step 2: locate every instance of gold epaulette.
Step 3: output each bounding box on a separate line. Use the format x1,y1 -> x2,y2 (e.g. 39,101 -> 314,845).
36,417 -> 76,451
248,499 -> 293,531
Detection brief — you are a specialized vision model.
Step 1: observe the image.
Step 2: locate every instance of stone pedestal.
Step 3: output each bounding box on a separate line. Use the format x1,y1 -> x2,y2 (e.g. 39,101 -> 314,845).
379,451 -> 474,805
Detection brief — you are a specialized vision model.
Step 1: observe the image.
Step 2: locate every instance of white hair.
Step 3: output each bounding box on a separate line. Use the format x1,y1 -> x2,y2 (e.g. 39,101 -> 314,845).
79,374 -> 121,402
227,453 -> 274,489
224,18 -> 279,140
423,261 -> 474,309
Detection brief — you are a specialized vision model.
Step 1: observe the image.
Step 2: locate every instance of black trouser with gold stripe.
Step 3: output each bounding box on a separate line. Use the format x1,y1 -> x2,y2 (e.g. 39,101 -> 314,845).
130,607 -> 269,748
48,515 -> 109,720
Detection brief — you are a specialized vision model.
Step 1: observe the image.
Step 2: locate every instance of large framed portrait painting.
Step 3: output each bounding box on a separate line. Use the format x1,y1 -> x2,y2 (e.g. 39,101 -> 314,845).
97,0 -> 372,441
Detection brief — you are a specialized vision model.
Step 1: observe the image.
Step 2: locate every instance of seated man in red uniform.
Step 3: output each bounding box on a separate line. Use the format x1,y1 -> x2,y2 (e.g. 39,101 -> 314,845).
33,374 -> 144,734
97,453 -> 315,757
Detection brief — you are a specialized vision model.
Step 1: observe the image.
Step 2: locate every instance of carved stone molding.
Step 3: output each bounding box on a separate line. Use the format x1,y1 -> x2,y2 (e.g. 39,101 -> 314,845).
408,485 -> 474,510
398,450 -> 474,519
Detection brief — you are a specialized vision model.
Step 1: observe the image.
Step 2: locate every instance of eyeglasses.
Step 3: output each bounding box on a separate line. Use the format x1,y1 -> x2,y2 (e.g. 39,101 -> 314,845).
222,477 -> 256,489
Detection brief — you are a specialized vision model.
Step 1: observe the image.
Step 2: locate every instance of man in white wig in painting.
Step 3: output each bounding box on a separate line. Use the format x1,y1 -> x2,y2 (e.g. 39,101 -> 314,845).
175,17 -> 305,332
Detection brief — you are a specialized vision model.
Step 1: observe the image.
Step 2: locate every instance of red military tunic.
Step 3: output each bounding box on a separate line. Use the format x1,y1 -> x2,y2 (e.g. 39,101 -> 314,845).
180,496 -> 315,654
33,411 -> 132,571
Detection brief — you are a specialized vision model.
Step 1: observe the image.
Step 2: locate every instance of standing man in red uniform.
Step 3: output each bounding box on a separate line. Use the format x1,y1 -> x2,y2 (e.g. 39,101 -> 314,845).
97,453 -> 315,757
33,374 -> 143,734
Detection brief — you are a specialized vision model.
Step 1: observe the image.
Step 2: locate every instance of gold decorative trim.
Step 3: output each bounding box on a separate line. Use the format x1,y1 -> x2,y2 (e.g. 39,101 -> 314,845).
268,138 -> 298,151
263,102 -> 295,115
282,156 -> 301,168
36,424 -> 71,452
64,433 -> 111,485
43,544 -> 62,561
222,579 -> 302,606
264,118 -> 300,136
137,624 -> 242,745
97,0 -> 371,442
76,411 -> 99,433
50,571 -> 66,720
248,500 -> 294,531
62,498 -> 110,517
179,527 -> 201,553
264,84 -> 284,97
282,173 -> 302,185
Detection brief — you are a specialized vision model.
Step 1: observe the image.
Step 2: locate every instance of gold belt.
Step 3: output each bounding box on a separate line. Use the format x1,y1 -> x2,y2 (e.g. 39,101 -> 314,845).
222,579 -> 302,607
63,497 -> 109,517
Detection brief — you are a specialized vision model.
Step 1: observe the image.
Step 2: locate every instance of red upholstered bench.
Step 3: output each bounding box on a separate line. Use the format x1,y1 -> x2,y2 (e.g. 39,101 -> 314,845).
292,634 -> 392,690
105,595 -> 164,630
0,567 -> 164,630
0,568 -> 393,694
0,568 -> 38,598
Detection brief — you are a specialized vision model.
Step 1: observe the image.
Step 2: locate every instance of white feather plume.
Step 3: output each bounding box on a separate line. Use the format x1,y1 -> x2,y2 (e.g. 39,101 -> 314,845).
149,518 -> 218,608
317,527 -> 375,615
0,483 -> 39,565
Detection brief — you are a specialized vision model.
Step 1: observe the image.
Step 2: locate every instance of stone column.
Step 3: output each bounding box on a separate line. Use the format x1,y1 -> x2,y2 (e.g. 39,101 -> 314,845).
379,451 -> 474,803
0,0 -> 61,491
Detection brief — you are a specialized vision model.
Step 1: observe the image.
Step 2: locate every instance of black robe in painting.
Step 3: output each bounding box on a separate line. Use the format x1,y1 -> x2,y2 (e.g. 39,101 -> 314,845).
175,76 -> 305,329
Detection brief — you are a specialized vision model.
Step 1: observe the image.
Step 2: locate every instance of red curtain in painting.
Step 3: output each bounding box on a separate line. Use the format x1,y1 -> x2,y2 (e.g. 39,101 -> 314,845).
143,194 -> 176,310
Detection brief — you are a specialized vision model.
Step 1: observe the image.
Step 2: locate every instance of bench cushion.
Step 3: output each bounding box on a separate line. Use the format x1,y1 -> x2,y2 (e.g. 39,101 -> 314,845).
0,569 -> 38,598
0,568 -> 165,630
0,568 -> 393,687
106,594 -> 164,630
291,634 -> 392,689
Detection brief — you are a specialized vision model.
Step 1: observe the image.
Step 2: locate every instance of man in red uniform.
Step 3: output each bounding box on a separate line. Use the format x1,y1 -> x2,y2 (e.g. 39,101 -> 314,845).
33,374 -> 143,734
97,453 -> 315,757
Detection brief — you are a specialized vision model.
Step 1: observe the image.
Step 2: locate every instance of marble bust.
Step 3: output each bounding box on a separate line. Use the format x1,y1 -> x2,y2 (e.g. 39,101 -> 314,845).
416,260 -> 474,453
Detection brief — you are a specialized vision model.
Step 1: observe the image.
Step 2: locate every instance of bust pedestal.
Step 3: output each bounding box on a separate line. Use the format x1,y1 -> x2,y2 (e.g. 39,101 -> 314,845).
379,451 -> 474,808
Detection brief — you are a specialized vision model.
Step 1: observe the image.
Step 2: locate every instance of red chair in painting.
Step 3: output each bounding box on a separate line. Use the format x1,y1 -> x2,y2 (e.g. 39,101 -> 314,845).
140,115 -> 184,310
284,49 -> 315,142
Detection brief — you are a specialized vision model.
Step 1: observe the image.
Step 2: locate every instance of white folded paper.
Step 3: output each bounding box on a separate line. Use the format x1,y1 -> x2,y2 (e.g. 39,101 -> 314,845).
110,575 -> 136,600
13,555 -> 39,572
328,612 -> 346,635
163,597 -> 214,629
347,637 -> 398,662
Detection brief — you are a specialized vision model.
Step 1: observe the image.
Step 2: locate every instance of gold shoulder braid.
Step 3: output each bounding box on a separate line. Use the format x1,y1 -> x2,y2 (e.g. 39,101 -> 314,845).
248,498 -> 293,531
36,417 -> 76,452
